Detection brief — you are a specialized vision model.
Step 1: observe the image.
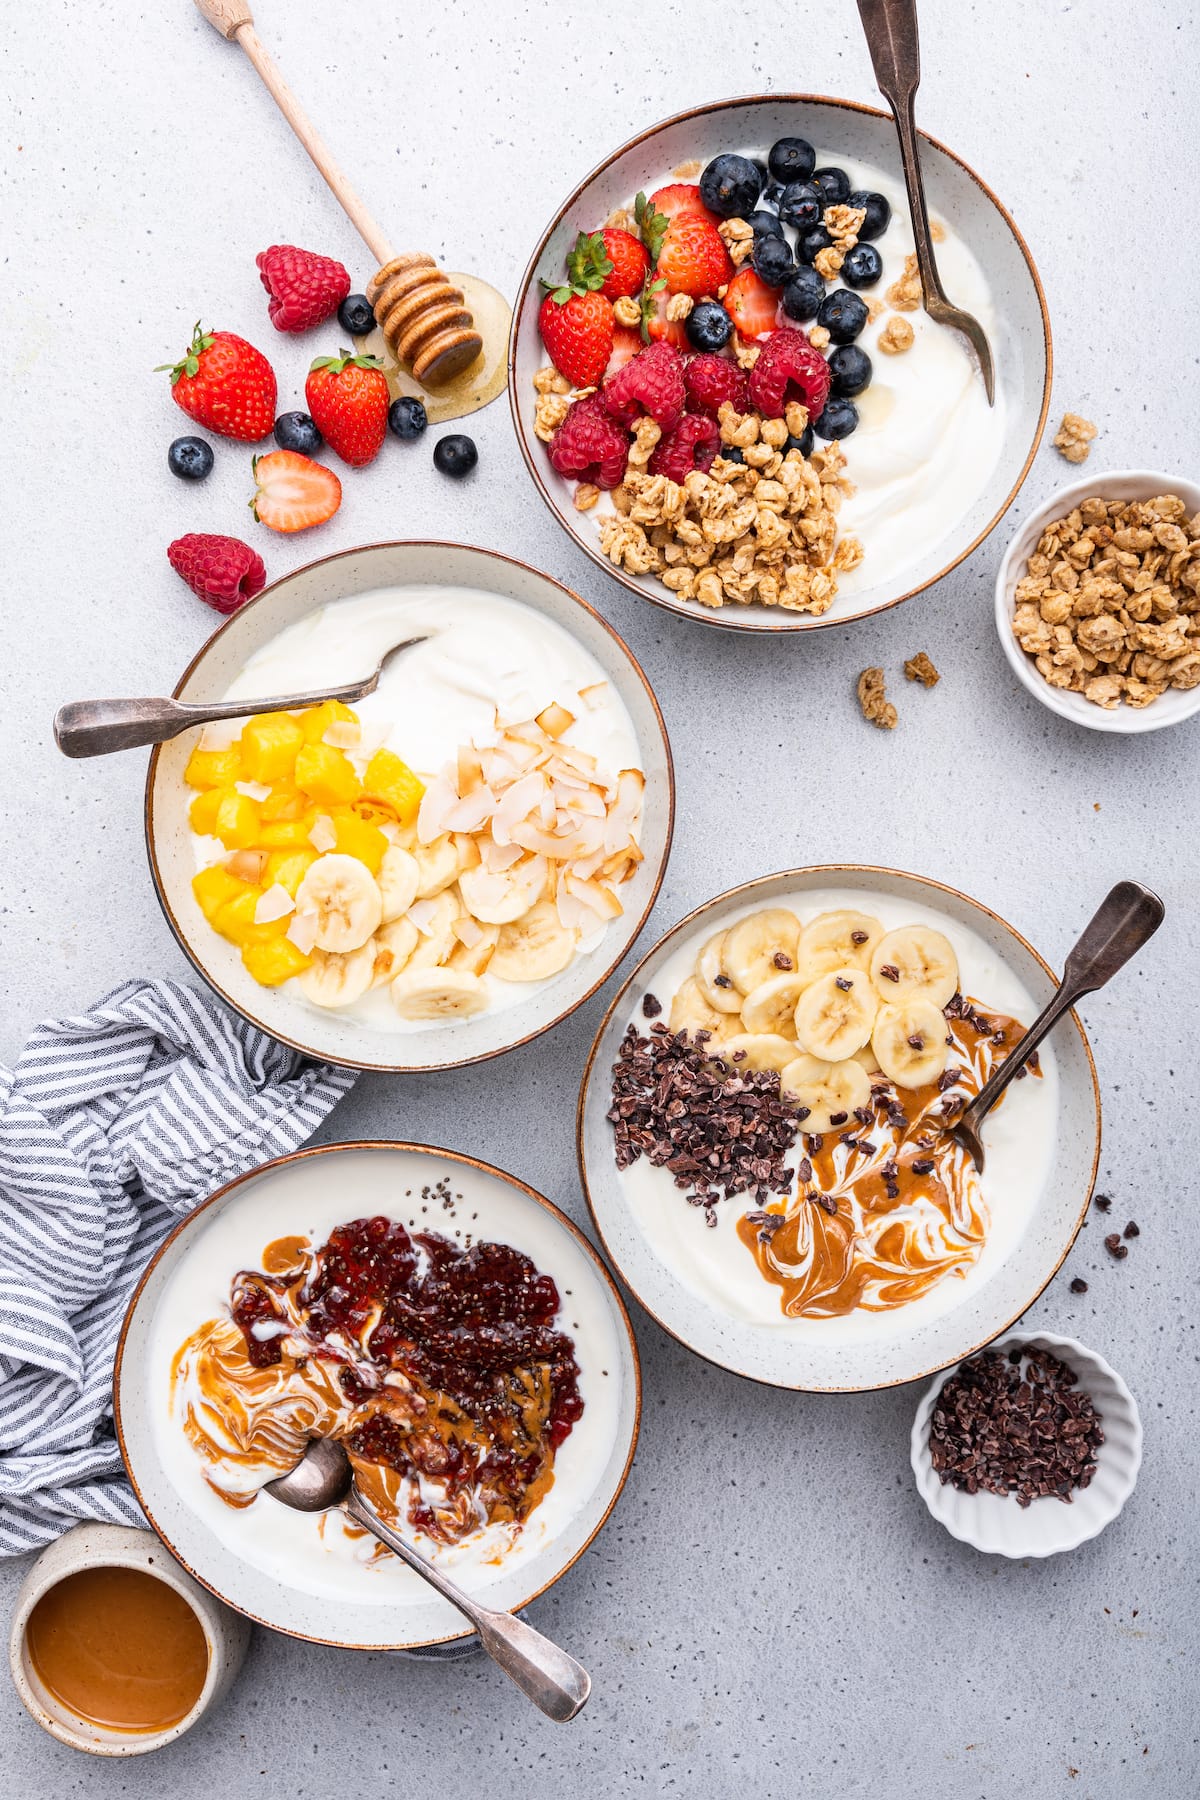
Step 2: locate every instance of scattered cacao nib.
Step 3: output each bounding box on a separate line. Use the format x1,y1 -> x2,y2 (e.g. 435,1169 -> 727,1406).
835,975 -> 853,991
773,951 -> 794,971
928,1346 -> 1104,1506
1123,1220 -> 1140,1239
811,1192 -> 838,1215
906,1033 -> 925,1051
1094,1194 -> 1112,1212
911,1158 -> 935,1176
641,992 -> 662,1018
879,963 -> 900,982
851,930 -> 869,945
1070,1277 -> 1089,1294
828,1111 -> 848,1127
1104,1233 -> 1128,1260
714,973 -> 733,989
608,1021 -> 801,1216
937,1068 -> 961,1092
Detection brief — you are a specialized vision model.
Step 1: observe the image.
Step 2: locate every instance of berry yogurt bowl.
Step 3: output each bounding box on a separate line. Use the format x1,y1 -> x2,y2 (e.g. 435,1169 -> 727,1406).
510,95 -> 1051,633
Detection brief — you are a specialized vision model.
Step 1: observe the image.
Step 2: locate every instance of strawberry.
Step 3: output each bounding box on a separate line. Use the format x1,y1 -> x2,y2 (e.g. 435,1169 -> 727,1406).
538,288 -> 614,388
633,190 -> 672,264
642,283 -> 690,351
566,228 -> 649,302
256,244 -> 351,333
166,534 -> 266,614
657,218 -> 732,300
605,325 -> 645,376
250,450 -> 342,533
304,352 -> 390,467
722,268 -> 781,342
648,183 -> 719,228
159,323 -> 276,441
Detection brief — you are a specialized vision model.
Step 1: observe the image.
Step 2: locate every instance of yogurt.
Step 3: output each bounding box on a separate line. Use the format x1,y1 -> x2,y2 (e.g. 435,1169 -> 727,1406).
614,886 -> 1057,1348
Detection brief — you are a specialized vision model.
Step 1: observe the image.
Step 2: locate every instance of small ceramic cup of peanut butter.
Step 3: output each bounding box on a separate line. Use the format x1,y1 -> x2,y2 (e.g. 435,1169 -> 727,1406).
8,1522 -> 250,1756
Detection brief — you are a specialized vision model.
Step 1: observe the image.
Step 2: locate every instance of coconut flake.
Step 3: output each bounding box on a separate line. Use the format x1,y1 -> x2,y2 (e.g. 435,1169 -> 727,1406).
287,909 -> 320,954
453,916 -> 484,948
416,771 -> 459,843
407,898 -> 444,936
308,814 -> 338,853
254,883 -> 296,924
442,786 -> 496,834
323,720 -> 362,750
565,873 -> 624,920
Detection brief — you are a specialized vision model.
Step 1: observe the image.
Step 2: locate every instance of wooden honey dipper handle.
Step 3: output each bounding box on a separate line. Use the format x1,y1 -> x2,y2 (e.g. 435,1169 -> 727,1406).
194,0 -> 483,385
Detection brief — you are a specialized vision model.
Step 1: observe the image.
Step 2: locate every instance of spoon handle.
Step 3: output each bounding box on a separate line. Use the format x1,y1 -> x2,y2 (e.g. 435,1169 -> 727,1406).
854,0 -> 948,309
53,679 -> 373,759
956,880 -> 1165,1138
344,1488 -> 590,1722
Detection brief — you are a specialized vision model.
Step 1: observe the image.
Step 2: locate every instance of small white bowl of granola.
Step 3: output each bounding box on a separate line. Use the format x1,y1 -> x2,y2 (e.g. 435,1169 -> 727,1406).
995,469 -> 1200,732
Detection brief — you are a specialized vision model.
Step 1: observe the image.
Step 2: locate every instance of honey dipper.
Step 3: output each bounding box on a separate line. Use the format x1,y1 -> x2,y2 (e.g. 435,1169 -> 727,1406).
194,0 -> 483,386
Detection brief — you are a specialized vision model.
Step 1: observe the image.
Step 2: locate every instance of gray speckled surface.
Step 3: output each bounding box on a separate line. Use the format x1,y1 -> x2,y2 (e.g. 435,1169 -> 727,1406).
2,2 -> 1198,1794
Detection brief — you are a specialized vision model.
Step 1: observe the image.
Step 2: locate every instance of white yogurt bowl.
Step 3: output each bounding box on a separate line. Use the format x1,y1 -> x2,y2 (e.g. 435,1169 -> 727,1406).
910,1330 -> 1142,1556
995,468 -> 1200,733
510,94 -> 1051,633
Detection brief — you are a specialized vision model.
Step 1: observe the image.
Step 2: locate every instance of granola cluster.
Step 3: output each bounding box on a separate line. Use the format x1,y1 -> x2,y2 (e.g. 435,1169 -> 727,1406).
1053,412 -> 1098,464
1011,493 -> 1200,709
597,403 -> 861,613
856,666 -> 897,730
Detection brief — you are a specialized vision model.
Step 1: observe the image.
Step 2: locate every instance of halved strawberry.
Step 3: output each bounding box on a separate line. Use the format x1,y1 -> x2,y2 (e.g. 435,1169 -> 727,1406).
605,325 -> 645,376
643,286 -> 690,351
251,450 -> 342,533
657,218 -> 732,300
649,183 -> 719,227
722,267 -> 781,342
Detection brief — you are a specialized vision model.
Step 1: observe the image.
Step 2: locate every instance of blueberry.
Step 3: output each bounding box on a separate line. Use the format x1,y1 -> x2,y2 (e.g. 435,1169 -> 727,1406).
841,243 -> 884,289
745,209 -> 785,239
721,445 -> 746,465
827,344 -> 872,397
785,426 -> 814,458
751,233 -> 794,288
796,225 -> 833,265
337,293 -> 376,336
817,288 -> 869,343
685,300 -> 733,353
763,181 -> 784,208
167,435 -> 214,481
780,267 -> 825,322
767,136 -> 817,185
273,411 -> 323,455
698,153 -> 763,218
388,396 -> 428,440
778,182 -> 824,233
815,396 -> 858,439
433,433 -> 478,478
848,189 -> 891,240
812,166 -> 852,206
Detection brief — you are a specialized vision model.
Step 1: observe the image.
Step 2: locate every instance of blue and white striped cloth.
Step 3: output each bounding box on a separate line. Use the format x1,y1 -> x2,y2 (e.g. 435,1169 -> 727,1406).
0,978 -> 355,1557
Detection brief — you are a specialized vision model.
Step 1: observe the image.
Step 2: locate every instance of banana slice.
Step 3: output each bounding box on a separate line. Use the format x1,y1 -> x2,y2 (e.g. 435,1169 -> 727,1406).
794,909 -> 885,986
739,972 -> 805,1037
407,891 -> 461,970
294,854 -> 382,953
414,833 -> 461,898
872,999 -> 950,1089
668,976 -> 729,1042
852,1042 -> 880,1074
793,966 -> 877,1061
378,846 -> 421,922
780,1053 -> 872,1134
298,941 -> 376,1008
458,855 -> 547,925
390,966 -> 488,1021
371,917 -> 419,987
696,931 -> 744,1013
489,901 -> 578,984
721,909 -> 802,994
870,925 -> 959,1008
717,1032 -> 797,1074
448,923 -> 500,976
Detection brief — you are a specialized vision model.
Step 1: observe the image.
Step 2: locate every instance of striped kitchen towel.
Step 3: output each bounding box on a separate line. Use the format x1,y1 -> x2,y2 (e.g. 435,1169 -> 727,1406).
0,977 -> 355,1557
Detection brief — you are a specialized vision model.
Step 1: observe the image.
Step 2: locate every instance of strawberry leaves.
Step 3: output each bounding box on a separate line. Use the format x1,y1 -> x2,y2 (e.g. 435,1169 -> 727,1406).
540,231 -> 614,305
634,191 -> 670,266
156,320 -> 216,385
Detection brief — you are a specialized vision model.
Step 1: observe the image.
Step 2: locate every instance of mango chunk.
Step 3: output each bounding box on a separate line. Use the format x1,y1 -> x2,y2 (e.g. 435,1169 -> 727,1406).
294,741 -> 362,807
240,712 -> 305,784
189,785 -> 236,837
212,888 -> 288,949
192,864 -> 255,923
260,785 -> 309,823
298,699 -> 358,745
362,749 -> 425,827
241,938 -> 312,986
328,809 -> 388,875
184,744 -> 242,790
258,812 -> 319,849
264,848 -> 317,896
213,791 -> 262,850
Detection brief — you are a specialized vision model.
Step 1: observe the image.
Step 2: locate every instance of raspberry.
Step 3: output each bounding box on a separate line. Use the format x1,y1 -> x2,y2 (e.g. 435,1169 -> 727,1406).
548,395 -> 629,490
747,328 -> 831,421
601,342 -> 686,433
167,534 -> 267,614
255,245 -> 351,333
648,412 -> 720,482
683,354 -> 750,416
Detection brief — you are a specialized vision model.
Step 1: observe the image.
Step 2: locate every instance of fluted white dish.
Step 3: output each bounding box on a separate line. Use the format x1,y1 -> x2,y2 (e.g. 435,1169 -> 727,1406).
910,1329 -> 1142,1557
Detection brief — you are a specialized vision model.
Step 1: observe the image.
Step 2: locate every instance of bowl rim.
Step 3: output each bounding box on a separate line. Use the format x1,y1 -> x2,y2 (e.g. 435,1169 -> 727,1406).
144,537 -> 676,1073
994,465 -> 1200,733
112,1138 -> 644,1651
575,863 -> 1101,1391
507,90 -> 1054,635
908,1328 -> 1143,1556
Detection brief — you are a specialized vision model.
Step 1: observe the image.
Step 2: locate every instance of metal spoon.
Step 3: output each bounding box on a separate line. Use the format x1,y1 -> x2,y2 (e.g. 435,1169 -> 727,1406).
53,635 -> 428,759
264,1437 -> 591,1722
855,0 -> 996,403
949,881 -> 1164,1170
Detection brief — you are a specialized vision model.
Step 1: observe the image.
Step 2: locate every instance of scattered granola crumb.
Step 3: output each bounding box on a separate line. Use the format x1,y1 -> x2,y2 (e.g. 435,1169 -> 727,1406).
825,204 -> 866,248
885,252 -> 922,311
533,365 -> 571,395
904,651 -> 941,687
813,244 -> 845,281
533,389 -> 571,442
673,158 -> 704,179
613,294 -> 641,329
879,315 -> 915,355
665,292 -> 694,322
573,482 -> 600,512
807,324 -> 831,351
863,294 -> 886,324
718,217 -> 755,265
605,206 -> 638,235
1054,412 -> 1098,464
857,666 -> 897,730
930,219 -> 947,243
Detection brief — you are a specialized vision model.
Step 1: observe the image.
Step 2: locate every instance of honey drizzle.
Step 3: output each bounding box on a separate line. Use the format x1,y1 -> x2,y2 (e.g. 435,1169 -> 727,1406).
354,272 -> 511,424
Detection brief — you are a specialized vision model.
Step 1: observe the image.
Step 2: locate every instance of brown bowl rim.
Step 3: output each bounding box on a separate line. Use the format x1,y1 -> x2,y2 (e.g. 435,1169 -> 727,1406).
575,863 -> 1101,1390
507,91 -> 1054,634
113,1139 -> 644,1651
144,538 -> 675,1073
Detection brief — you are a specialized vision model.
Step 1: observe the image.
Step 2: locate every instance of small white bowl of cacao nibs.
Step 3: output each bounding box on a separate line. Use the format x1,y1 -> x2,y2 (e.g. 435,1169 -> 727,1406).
995,469 -> 1200,731
910,1331 -> 1142,1557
